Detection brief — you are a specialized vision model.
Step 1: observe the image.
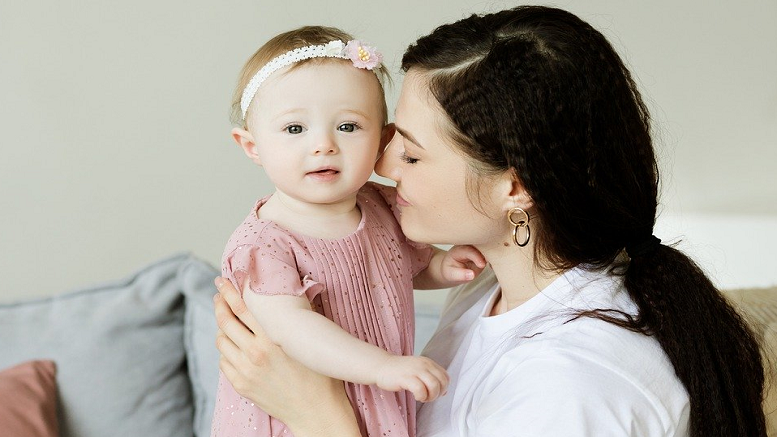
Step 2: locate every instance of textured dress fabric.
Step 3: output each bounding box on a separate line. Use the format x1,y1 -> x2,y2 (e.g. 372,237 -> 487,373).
211,182 -> 433,437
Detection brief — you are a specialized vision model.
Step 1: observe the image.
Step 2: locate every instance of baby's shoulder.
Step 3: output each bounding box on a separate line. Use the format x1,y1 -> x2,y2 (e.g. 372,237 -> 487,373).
223,208 -> 300,257
359,182 -> 401,221
360,182 -> 395,206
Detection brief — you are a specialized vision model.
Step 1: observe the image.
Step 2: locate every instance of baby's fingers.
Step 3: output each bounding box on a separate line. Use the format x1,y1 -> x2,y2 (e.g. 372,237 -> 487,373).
449,245 -> 487,268
417,372 -> 445,402
405,377 -> 430,403
428,363 -> 450,396
443,265 -> 478,283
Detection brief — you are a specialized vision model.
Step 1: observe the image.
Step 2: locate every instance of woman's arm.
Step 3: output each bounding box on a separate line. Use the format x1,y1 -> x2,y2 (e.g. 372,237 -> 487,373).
214,277 -> 361,437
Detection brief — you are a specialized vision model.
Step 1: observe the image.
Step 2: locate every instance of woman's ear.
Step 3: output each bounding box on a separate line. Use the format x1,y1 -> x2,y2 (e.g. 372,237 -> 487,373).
497,168 -> 534,211
231,127 -> 261,166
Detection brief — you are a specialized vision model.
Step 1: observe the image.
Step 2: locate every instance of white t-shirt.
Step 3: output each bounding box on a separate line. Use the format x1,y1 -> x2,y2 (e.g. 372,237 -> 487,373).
417,267 -> 690,437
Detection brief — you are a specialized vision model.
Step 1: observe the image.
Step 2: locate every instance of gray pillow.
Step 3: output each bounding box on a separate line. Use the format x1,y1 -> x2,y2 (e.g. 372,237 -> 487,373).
0,253 -> 218,437
181,259 -> 220,437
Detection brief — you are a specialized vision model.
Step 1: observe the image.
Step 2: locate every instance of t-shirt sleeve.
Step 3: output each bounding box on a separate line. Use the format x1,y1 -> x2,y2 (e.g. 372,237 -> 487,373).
369,182 -> 434,276
473,350 -> 663,436
223,238 -> 324,301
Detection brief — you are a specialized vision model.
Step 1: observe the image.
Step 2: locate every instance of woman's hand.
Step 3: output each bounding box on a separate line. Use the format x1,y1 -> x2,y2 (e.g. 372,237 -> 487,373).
213,277 -> 362,437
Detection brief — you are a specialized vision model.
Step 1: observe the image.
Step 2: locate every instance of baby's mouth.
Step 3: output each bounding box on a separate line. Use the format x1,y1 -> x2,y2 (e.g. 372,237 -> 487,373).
305,167 -> 341,181
308,168 -> 339,175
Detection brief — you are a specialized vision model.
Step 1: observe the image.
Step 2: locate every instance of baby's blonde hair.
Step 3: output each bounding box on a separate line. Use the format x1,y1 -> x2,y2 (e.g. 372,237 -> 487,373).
231,25 -> 390,127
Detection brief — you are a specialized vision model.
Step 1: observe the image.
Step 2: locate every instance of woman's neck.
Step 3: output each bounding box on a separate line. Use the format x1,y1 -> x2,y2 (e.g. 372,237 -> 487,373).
259,190 -> 362,239
477,240 -> 562,316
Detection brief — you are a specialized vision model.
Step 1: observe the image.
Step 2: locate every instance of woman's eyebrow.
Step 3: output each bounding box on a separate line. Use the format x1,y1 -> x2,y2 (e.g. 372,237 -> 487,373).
394,126 -> 425,150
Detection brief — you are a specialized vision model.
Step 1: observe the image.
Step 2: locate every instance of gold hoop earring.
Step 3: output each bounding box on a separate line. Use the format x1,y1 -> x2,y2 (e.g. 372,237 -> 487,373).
508,207 -> 530,247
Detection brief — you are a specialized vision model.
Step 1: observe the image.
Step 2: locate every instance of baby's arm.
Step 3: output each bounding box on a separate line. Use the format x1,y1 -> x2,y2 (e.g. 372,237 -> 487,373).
413,245 -> 487,290
242,289 -> 449,402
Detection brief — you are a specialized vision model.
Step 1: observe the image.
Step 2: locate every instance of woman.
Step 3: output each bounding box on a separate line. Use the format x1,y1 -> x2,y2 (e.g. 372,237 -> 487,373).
213,6 -> 766,436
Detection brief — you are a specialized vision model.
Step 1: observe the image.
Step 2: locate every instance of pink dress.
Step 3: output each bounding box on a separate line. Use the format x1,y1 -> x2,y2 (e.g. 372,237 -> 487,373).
211,182 -> 432,437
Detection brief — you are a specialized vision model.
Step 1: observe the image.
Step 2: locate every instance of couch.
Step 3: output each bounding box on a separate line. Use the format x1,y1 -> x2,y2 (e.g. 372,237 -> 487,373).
0,254 -> 775,436
0,254 -> 220,437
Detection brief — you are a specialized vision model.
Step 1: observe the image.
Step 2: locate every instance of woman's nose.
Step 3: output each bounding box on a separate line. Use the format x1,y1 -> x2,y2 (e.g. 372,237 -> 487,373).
375,137 -> 399,181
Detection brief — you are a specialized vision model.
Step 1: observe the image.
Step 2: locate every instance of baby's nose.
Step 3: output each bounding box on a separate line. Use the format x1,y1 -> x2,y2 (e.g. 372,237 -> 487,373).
312,133 -> 338,155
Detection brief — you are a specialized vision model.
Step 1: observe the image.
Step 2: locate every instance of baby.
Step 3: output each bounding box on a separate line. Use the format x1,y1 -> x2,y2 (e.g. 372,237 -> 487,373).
210,26 -> 484,437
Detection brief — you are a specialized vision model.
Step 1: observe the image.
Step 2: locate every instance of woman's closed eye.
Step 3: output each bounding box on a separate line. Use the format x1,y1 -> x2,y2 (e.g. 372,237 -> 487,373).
400,152 -> 419,164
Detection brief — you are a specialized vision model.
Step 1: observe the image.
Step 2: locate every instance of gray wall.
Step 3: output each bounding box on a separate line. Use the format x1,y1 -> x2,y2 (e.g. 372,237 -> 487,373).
1,0 -> 775,302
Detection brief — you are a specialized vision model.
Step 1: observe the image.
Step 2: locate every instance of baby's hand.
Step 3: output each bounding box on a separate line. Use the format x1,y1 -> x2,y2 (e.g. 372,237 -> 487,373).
376,355 -> 450,402
440,245 -> 486,284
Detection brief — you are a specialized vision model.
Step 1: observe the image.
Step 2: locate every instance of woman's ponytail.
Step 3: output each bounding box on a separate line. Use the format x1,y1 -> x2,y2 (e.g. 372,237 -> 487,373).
625,243 -> 766,436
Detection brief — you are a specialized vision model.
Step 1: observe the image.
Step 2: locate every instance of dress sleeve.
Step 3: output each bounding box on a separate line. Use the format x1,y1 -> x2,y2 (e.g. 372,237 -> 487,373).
368,182 -> 434,277
223,240 -> 324,302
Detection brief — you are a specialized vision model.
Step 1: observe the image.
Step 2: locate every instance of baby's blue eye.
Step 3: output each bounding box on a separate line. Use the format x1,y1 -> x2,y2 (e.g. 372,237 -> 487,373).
338,123 -> 357,132
286,125 -> 303,134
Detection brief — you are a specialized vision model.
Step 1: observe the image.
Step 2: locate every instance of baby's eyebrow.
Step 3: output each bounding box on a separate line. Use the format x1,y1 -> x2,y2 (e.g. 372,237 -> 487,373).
271,108 -> 306,120
341,109 -> 372,120
394,126 -> 425,150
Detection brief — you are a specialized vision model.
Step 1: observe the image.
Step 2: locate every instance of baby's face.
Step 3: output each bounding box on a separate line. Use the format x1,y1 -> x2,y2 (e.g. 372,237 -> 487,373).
247,61 -> 387,207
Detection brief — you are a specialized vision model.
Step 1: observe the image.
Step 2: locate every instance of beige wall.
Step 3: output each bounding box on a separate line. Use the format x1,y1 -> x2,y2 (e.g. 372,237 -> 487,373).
1,0 -> 775,302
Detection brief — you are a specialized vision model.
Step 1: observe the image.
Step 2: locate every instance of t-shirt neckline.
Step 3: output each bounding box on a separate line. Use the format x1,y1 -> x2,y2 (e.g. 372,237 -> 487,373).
476,267 -> 585,333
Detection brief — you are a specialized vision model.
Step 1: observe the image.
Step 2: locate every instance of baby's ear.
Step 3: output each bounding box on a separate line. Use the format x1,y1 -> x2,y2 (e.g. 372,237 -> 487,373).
231,127 -> 261,166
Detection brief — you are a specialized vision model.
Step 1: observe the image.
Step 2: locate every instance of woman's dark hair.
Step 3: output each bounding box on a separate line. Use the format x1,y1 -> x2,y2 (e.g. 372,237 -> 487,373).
402,6 -> 766,436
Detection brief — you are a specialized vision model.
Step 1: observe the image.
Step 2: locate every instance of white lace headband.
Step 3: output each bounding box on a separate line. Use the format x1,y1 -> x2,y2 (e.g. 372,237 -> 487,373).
240,39 -> 383,120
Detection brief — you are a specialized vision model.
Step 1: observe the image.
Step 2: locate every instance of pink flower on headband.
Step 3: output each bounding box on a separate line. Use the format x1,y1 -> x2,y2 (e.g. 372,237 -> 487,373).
344,40 -> 382,70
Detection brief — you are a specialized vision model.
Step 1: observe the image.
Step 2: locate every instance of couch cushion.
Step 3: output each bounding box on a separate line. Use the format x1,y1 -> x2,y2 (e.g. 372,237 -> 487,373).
0,360 -> 59,437
0,254 -> 217,437
181,259 -> 221,437
723,286 -> 777,436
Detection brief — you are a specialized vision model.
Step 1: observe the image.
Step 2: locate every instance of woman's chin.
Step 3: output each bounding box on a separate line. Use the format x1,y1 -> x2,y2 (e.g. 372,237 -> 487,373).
398,221 -> 431,244
400,225 -> 448,246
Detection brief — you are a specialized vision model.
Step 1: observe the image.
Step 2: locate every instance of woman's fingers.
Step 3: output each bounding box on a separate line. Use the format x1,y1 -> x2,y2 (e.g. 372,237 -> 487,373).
215,277 -> 262,332
214,277 -> 275,349
214,293 -> 259,354
215,327 -> 244,365
218,353 -> 237,379
218,354 -> 256,399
